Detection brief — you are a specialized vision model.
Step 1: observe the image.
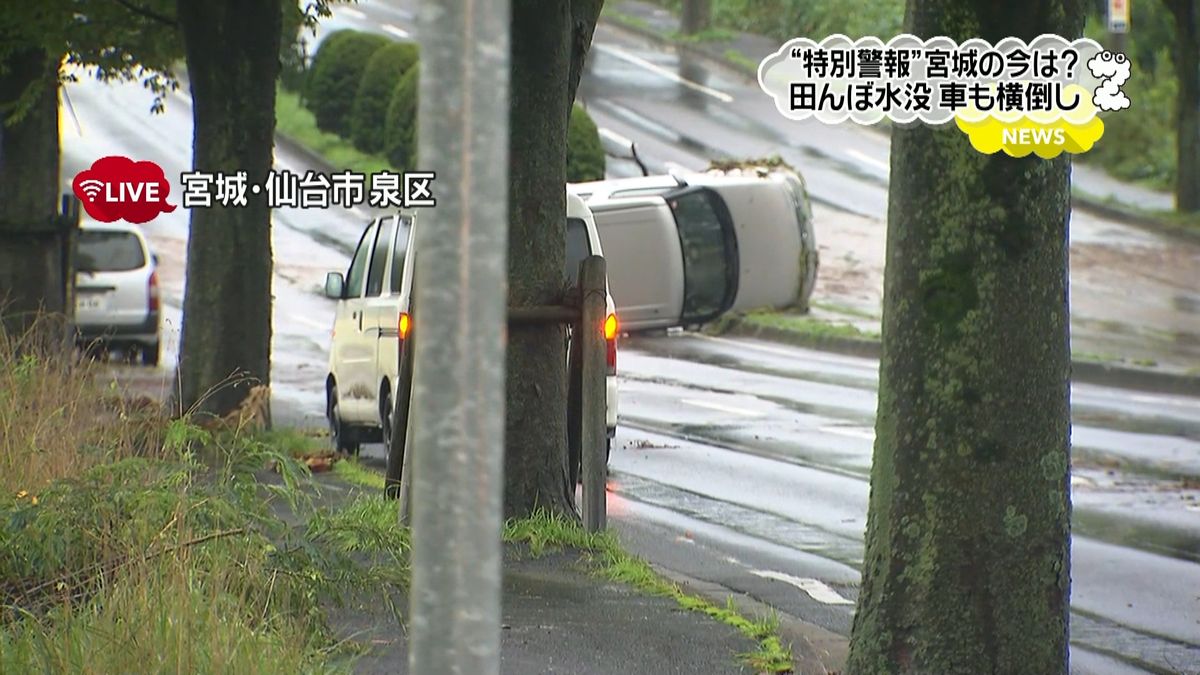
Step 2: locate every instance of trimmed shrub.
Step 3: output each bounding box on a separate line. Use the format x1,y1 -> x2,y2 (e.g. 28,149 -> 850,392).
567,104 -> 606,182
384,65 -> 420,172
350,42 -> 420,154
305,30 -> 390,138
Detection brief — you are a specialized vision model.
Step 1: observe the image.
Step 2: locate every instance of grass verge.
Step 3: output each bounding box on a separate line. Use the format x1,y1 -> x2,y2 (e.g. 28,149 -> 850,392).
275,85 -> 392,175
730,309 -> 879,341
0,322 -> 409,673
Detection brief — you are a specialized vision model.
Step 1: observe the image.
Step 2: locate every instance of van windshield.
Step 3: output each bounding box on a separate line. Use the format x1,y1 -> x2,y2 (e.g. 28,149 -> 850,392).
77,231 -> 146,272
563,217 -> 591,286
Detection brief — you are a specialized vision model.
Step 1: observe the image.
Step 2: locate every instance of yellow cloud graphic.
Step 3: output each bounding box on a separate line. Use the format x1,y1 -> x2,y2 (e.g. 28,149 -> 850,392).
954,84 -> 1104,158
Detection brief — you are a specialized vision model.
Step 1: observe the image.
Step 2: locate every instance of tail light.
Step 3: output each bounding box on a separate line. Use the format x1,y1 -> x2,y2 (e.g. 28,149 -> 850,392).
604,312 -> 618,374
398,311 -> 411,340
148,270 -> 160,312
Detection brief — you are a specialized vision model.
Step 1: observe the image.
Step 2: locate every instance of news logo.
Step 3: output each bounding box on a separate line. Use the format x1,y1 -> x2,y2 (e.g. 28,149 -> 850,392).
72,156 -> 177,223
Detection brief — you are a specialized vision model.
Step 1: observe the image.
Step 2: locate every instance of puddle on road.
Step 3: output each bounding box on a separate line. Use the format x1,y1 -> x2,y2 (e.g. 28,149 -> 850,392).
1073,509 -> 1200,565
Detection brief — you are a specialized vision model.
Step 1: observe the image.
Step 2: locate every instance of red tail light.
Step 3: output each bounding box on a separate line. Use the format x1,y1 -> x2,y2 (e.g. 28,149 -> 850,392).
148,270 -> 160,312
604,312 -> 618,374
398,311 -> 411,339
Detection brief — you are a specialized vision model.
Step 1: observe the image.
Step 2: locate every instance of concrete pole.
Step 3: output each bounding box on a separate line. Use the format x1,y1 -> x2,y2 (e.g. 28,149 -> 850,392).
580,256 -> 607,532
407,0 -> 510,672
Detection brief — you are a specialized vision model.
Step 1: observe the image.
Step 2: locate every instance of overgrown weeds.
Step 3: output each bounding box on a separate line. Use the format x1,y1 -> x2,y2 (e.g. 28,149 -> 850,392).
0,321 -> 408,673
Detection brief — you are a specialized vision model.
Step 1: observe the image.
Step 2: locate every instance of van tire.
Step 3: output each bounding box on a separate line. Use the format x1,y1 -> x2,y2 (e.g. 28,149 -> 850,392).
141,342 -> 159,367
327,384 -> 360,456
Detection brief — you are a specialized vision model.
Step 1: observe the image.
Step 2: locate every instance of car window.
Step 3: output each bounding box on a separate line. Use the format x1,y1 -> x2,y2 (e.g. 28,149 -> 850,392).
666,188 -> 737,322
77,231 -> 145,272
346,223 -> 375,299
389,219 -> 411,294
563,217 -> 592,287
366,217 -> 394,297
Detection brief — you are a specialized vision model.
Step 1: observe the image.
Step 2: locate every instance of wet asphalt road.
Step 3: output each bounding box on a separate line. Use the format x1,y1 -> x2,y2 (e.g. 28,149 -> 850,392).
63,2 -> 1200,672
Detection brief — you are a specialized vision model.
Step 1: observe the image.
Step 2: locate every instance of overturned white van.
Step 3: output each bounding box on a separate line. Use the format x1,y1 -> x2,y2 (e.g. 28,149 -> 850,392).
570,168 -> 818,332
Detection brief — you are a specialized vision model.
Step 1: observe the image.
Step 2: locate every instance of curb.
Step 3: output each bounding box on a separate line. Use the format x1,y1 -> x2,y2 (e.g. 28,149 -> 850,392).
718,318 -> 1200,398
650,564 -> 847,675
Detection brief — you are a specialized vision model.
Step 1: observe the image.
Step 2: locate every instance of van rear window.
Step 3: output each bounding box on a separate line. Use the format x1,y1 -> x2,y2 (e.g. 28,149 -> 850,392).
564,217 -> 591,286
77,231 -> 145,272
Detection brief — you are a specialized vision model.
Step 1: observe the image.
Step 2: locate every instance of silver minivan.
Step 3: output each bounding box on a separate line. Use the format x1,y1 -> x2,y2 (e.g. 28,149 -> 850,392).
74,222 -> 161,366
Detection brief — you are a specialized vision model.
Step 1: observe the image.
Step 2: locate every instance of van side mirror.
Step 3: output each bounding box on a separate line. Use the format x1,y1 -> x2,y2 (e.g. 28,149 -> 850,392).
324,272 -> 345,299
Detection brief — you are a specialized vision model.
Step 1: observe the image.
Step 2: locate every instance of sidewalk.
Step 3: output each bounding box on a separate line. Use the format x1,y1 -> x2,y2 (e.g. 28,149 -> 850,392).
297,472 -> 801,674
600,0 -> 1191,238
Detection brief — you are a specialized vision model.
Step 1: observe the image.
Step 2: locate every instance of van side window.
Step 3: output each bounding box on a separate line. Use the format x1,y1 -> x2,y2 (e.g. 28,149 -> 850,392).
390,220 -> 411,294
563,217 -> 591,287
366,218 -> 395,297
345,223 -> 375,299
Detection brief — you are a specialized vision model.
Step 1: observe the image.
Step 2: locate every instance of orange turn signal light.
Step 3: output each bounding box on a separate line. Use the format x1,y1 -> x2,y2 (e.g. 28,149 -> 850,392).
399,312 -> 411,339
604,313 -> 618,340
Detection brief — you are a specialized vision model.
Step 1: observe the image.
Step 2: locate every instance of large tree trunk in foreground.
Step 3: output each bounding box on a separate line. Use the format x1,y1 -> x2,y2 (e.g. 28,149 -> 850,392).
845,1 -> 1081,672
1167,0 -> 1199,212
176,0 -> 281,417
503,0 -> 602,518
0,48 -> 65,337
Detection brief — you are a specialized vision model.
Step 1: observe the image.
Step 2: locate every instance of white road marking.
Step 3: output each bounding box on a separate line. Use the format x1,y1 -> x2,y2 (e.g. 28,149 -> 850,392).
175,90 -> 192,105
341,7 -> 366,20
845,148 -> 889,172
751,570 -> 854,605
292,314 -> 329,331
818,425 -> 875,440
681,398 -> 763,417
383,24 -> 410,39
594,43 -> 734,103
598,127 -> 634,147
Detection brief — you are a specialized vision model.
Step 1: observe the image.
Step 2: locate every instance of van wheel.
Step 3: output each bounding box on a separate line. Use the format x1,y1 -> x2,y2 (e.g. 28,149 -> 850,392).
141,342 -> 159,367
380,390 -> 393,459
327,385 -> 360,456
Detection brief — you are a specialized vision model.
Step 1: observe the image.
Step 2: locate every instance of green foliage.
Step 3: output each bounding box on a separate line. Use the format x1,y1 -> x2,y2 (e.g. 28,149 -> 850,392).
305,30 -> 390,137
0,417 -> 409,673
1087,49 -> 1177,188
384,65 -> 421,173
276,84 -> 392,176
350,42 -> 420,154
279,2 -> 310,92
567,104 -> 606,182
0,0 -> 181,121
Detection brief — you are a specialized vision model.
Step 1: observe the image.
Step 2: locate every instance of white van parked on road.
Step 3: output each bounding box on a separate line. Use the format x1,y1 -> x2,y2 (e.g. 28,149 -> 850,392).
323,193 -> 619,466
74,221 -> 161,366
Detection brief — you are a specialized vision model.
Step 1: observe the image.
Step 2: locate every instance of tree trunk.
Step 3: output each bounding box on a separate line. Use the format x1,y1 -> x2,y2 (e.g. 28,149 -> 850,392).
0,48 -> 66,337
681,0 -> 712,35
503,0 -> 574,519
845,1 -> 1081,673
175,0 -> 281,417
1167,0 -> 1199,212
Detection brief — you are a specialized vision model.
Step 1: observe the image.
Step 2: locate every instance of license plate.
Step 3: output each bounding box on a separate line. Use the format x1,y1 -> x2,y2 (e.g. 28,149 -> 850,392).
76,295 -> 105,312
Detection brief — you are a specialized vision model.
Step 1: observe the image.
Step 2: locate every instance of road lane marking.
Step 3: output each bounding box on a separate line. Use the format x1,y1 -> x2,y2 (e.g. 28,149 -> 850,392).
594,43 -> 734,103
845,148 -> 889,172
598,126 -> 634,147
383,24 -> 410,39
175,90 -> 192,105
341,7 -> 366,20
751,570 -> 854,605
681,398 -> 763,417
818,425 -> 875,440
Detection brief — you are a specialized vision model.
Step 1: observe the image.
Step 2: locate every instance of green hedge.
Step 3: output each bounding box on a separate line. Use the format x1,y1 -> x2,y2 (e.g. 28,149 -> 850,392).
305,30 -> 390,138
567,105 -> 605,182
383,65 -> 420,173
350,42 -> 420,154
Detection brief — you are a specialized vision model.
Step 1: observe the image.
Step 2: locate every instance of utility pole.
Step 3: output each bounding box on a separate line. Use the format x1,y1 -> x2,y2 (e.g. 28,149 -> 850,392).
579,256 -> 608,532
1108,0 -> 1130,53
406,0 -> 510,673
